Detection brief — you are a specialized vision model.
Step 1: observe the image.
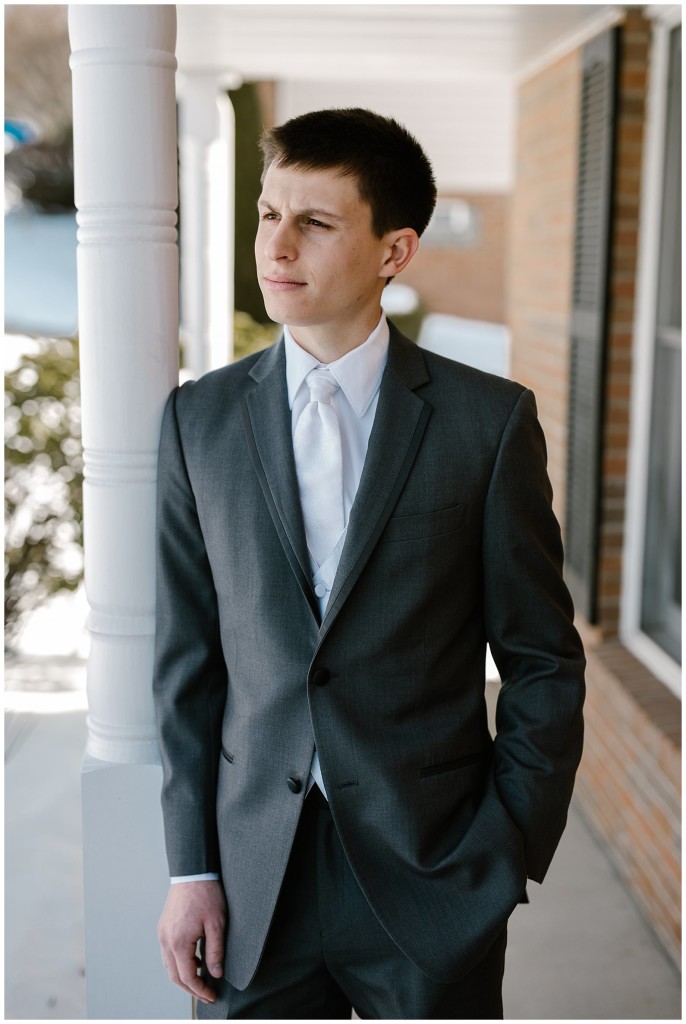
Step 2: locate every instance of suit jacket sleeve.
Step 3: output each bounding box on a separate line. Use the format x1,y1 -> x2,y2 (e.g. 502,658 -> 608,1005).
153,385 -> 227,877
482,387 -> 585,884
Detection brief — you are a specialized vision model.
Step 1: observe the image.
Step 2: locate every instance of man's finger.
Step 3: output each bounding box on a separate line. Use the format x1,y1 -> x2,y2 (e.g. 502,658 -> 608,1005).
162,947 -> 200,1000
175,945 -> 217,1004
161,935 -> 216,1004
204,918 -> 226,979
158,881 -> 226,1000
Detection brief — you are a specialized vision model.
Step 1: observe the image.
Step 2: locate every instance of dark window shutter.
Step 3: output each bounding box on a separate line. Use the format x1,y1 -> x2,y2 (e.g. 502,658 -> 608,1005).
565,28 -> 619,622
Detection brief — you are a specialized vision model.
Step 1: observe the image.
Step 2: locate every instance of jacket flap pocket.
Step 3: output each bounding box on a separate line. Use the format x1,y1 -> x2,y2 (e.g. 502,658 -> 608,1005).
382,503 -> 467,543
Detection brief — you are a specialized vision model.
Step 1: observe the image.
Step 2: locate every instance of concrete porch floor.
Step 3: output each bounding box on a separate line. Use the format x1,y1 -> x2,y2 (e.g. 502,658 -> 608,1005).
5,657 -> 681,1020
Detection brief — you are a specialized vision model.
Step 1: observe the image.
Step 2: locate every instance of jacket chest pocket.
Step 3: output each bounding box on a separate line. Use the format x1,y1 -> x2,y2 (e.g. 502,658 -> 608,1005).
381,502 -> 467,544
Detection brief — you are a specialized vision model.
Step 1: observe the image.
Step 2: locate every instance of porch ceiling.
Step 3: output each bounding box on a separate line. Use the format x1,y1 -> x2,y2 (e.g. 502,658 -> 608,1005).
176,4 -> 622,83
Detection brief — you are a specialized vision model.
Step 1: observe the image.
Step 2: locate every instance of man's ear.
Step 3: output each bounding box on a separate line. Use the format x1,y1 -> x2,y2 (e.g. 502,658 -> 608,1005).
379,228 -> 420,281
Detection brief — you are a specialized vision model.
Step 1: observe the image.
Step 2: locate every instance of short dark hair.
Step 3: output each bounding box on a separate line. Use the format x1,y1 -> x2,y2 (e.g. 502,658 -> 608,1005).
259,107 -> 437,239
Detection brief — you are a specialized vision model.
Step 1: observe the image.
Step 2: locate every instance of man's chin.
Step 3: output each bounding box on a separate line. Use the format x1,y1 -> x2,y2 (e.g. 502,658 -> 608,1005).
261,298 -> 300,327
263,307 -> 315,330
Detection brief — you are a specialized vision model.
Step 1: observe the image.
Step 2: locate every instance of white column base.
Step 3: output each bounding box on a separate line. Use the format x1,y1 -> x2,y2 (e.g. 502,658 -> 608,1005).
82,757 -> 190,1019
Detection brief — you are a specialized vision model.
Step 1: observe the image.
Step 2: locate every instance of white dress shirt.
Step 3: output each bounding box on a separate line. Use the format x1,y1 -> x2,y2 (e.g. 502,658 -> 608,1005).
170,314 -> 389,884
286,314 -> 389,796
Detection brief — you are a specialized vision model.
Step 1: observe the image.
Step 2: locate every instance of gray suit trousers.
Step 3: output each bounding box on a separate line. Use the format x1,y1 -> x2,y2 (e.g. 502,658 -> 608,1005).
197,787 -> 506,1020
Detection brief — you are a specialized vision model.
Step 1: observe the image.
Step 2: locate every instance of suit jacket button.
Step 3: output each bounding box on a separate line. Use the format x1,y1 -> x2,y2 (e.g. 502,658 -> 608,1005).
312,668 -> 330,687
287,777 -> 302,794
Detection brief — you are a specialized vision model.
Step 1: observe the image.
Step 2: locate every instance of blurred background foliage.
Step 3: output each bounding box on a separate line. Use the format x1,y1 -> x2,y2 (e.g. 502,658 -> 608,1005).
5,337 -> 83,645
5,126 -> 75,213
233,311 -> 279,359
4,5 -> 75,213
4,6 -> 72,140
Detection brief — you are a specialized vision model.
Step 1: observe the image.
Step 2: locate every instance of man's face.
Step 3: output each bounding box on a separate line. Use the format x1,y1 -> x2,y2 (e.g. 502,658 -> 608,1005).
255,162 -> 391,351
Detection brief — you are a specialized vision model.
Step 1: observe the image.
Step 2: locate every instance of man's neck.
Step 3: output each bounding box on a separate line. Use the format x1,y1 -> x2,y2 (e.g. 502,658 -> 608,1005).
287,309 -> 383,364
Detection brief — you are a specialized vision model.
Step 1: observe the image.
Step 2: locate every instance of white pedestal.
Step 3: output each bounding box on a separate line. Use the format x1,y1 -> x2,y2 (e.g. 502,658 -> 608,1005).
82,758 -> 189,1018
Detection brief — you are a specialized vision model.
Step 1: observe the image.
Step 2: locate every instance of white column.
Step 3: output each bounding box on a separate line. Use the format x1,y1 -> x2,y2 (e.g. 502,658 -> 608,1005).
69,5 -> 188,1017
178,73 -> 236,377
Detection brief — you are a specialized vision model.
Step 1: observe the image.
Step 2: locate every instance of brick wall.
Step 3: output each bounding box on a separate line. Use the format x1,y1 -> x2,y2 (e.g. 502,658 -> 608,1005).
507,50 -> 581,529
402,194 -> 509,323
508,11 -> 681,967
575,626 -> 681,965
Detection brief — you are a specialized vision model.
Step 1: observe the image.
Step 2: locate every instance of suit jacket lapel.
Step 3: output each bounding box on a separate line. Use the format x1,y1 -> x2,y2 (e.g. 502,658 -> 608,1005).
320,327 -> 431,639
242,341 -> 319,622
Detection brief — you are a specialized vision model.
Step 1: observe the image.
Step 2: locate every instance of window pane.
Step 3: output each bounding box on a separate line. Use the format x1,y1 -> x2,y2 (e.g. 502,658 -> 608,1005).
641,25 -> 682,664
641,342 -> 681,662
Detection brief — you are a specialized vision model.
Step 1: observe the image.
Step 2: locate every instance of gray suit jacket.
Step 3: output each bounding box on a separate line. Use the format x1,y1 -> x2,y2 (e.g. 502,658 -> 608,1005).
153,322 -> 585,990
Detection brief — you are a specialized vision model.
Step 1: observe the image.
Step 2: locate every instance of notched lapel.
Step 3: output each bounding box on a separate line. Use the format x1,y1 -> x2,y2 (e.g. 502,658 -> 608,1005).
242,342 -> 318,622
321,331 -> 431,637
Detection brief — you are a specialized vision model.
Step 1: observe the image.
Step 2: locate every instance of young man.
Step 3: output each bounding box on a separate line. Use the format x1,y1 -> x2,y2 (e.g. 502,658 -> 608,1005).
154,108 -> 585,1019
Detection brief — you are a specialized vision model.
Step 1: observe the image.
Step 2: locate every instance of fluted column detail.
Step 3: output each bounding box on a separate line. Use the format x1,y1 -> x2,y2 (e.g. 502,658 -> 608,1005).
70,4 -> 179,765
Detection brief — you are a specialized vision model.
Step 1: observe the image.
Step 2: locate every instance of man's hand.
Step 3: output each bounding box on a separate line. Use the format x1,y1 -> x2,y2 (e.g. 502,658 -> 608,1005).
158,880 -> 227,1004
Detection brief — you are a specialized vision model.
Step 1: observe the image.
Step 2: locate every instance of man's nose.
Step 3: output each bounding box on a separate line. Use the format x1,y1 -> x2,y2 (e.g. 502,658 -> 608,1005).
264,219 -> 297,261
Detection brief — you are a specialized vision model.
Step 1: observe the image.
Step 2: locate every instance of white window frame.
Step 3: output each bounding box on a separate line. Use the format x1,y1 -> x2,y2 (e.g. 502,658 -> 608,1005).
621,6 -> 682,697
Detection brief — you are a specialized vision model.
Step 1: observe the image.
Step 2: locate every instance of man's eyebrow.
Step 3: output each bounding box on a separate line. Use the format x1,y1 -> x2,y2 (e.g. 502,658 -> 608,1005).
256,199 -> 344,222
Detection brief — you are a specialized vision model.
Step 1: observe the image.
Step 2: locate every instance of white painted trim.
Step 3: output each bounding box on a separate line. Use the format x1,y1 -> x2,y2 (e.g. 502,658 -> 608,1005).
207,90 -> 235,369
620,15 -> 681,698
177,73 -> 236,377
515,5 -> 624,84
621,24 -> 669,640
645,5 -> 682,28
69,46 -> 177,70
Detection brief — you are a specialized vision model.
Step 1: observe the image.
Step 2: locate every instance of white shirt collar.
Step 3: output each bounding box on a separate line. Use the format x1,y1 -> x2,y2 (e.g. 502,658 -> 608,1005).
284,314 -> 390,418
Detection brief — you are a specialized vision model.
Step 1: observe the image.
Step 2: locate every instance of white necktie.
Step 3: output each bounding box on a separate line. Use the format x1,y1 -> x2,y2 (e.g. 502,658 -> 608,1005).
293,368 -> 345,567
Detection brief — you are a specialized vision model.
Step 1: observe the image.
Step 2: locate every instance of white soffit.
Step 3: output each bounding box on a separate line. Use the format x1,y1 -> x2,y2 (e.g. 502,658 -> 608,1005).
176,4 -> 623,83
277,79 -> 515,192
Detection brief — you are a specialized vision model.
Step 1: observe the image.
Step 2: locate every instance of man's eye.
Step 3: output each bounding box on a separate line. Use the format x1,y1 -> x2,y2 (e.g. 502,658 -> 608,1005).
263,212 -> 278,221
306,218 -> 330,229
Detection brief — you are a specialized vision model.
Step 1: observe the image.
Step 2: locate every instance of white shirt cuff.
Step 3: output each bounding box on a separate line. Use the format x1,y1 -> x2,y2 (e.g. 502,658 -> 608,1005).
170,872 -> 219,884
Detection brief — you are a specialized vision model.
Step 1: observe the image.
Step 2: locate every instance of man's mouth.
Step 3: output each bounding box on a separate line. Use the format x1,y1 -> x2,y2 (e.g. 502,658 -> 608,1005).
263,277 -> 306,291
